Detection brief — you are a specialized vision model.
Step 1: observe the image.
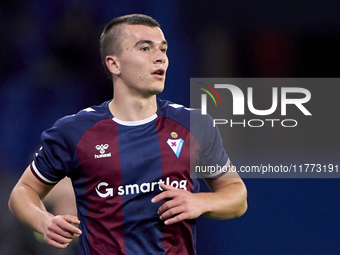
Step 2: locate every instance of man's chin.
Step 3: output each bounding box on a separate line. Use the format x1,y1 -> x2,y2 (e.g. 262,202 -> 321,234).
150,84 -> 165,95
139,88 -> 164,99
138,82 -> 165,98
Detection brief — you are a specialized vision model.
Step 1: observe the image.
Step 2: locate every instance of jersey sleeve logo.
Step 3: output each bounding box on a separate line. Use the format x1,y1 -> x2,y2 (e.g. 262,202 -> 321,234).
167,132 -> 184,158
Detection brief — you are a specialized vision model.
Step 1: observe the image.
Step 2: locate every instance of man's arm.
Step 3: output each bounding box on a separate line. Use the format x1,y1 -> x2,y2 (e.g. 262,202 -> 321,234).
201,174 -> 248,220
151,171 -> 247,225
8,166 -> 82,248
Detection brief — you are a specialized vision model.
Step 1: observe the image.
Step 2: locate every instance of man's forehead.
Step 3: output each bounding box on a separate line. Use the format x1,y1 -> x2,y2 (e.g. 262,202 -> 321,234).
121,24 -> 166,43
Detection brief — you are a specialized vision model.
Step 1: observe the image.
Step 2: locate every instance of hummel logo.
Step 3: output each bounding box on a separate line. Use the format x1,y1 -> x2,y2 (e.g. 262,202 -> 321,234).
96,144 -> 109,154
94,144 -> 111,159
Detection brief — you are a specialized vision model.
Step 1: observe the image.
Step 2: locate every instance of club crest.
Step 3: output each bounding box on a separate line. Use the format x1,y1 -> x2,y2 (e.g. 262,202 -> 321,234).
167,135 -> 184,158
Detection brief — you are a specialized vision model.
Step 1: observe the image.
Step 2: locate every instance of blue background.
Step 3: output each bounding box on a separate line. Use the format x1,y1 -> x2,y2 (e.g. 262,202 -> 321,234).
1,1 -> 340,254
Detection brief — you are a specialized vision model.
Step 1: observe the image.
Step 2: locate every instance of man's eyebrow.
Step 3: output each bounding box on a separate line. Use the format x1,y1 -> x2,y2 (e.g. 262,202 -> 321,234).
134,40 -> 168,47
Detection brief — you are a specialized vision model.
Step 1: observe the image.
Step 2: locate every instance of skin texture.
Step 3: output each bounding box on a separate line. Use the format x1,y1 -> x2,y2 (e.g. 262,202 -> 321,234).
8,24 -> 247,249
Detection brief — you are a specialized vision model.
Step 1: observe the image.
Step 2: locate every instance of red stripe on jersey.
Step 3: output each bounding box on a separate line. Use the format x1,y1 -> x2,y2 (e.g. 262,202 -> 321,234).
156,116 -> 196,255
76,118 -> 126,254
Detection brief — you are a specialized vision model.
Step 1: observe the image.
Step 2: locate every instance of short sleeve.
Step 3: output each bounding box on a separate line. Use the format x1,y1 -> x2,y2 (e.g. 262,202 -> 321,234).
31,118 -> 75,185
191,111 -> 231,178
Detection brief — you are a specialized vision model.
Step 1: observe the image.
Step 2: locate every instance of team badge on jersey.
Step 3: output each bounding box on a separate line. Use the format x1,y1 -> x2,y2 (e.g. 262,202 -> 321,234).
167,132 -> 184,158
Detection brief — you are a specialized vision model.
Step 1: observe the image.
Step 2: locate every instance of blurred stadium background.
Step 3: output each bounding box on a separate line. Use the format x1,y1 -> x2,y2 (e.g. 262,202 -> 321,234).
1,0 -> 340,254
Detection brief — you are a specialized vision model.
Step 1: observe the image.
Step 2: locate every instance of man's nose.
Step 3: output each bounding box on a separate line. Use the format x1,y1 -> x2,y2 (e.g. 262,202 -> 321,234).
154,49 -> 167,64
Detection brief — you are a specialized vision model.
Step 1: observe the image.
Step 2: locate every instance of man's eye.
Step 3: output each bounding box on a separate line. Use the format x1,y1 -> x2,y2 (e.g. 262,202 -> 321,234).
141,46 -> 149,51
161,48 -> 167,53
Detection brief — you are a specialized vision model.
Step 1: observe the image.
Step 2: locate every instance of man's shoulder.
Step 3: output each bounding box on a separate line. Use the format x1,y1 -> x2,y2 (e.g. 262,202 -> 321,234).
50,101 -> 112,135
157,98 -> 202,117
157,97 -> 209,121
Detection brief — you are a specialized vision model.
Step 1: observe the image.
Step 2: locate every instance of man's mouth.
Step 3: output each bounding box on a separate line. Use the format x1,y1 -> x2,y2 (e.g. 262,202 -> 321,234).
152,69 -> 165,77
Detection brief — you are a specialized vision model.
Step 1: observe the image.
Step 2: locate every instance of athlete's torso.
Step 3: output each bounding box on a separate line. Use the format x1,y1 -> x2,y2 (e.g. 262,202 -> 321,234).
32,99 -> 228,255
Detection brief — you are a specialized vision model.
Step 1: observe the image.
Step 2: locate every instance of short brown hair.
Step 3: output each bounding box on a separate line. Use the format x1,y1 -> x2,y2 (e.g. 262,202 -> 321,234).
100,14 -> 161,79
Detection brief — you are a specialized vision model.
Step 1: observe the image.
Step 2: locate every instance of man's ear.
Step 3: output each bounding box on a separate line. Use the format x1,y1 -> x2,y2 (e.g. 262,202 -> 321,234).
105,55 -> 120,75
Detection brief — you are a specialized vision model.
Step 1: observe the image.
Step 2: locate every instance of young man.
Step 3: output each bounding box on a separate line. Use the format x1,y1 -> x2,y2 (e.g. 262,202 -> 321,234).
8,14 -> 247,254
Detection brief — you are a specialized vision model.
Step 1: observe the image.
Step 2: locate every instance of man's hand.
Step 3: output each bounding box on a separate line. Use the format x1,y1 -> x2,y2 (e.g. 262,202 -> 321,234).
151,183 -> 205,225
8,167 -> 83,249
43,215 -> 82,249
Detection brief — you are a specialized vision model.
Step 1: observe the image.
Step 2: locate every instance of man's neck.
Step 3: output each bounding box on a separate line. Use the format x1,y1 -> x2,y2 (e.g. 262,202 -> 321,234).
109,95 -> 158,122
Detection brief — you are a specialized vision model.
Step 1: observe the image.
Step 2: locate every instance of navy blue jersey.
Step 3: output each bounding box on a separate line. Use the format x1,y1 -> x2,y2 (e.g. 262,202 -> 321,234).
31,98 -> 229,255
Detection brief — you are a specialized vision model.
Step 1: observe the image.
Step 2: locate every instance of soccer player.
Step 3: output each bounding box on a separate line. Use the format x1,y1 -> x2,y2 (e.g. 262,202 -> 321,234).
8,14 -> 247,254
